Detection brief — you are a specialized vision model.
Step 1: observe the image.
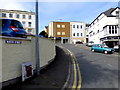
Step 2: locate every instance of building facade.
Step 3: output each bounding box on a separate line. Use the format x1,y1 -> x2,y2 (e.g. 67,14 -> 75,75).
70,22 -> 86,44
88,7 -> 119,48
85,24 -> 90,43
47,21 -> 87,44
0,9 -> 35,34
48,21 -> 70,44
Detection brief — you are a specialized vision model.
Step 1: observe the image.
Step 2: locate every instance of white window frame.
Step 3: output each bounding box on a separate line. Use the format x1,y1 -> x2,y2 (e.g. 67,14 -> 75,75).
62,32 -> 65,35
57,32 -> 61,35
73,33 -> 75,36
62,25 -> 65,28
57,25 -> 60,28
28,29 -> 32,33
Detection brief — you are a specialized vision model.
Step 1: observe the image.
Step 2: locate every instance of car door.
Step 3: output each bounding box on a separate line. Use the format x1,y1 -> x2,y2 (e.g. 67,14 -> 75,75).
93,45 -> 99,51
98,45 -> 104,52
96,45 -> 102,52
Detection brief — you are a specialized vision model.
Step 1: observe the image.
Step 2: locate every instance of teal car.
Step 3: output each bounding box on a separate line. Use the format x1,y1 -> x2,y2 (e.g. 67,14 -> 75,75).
91,44 -> 115,54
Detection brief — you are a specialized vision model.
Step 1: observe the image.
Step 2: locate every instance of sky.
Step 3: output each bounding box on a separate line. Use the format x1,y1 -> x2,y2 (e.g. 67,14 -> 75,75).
0,0 -> 119,33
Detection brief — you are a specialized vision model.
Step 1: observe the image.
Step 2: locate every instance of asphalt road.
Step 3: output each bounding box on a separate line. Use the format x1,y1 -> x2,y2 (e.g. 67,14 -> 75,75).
61,44 -> 119,89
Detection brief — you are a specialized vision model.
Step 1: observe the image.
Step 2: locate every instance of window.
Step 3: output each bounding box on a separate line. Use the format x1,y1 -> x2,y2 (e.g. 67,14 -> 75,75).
81,33 -> 83,36
2,13 -> 6,17
81,25 -> 82,29
116,11 -> 119,14
62,25 -> 65,28
77,33 -> 79,36
22,21 -> 26,27
11,20 -> 23,29
28,22 -> 32,27
2,19 -> 7,27
23,15 -> 26,19
115,26 -> 117,34
116,11 -> 119,18
28,15 -> 31,19
97,30 -> 99,33
109,26 -> 111,34
77,25 -> 79,29
62,32 -> 65,35
57,32 -> 61,35
16,14 -> 19,18
28,29 -> 32,33
57,25 -> 60,28
112,26 -> 114,34
73,33 -> 75,36
73,25 -> 75,28
9,14 -> 13,18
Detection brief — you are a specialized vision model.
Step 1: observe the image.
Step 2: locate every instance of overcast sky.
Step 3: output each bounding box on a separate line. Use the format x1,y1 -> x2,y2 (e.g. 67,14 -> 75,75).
0,0 -> 119,32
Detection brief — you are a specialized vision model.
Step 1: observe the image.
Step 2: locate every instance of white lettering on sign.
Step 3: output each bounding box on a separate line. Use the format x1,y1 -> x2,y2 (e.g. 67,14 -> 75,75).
5,40 -> 22,44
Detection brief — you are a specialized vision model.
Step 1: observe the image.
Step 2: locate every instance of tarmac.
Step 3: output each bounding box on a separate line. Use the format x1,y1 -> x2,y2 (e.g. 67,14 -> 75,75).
2,46 -> 71,90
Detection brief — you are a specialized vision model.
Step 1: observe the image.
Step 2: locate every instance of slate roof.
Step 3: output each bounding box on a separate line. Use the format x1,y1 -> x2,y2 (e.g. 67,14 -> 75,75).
89,7 -> 119,26
103,8 -> 116,17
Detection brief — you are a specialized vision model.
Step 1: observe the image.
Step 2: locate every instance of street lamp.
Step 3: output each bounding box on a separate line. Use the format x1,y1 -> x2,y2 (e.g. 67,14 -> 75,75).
35,0 -> 40,75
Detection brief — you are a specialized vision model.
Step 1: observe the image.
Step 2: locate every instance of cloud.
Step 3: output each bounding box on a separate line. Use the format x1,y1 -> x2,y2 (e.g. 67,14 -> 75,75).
1,0 -> 119,3
0,0 -> 25,10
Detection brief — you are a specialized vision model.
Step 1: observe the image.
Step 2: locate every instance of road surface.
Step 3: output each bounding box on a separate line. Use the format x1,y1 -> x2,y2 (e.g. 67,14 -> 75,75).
61,44 -> 119,89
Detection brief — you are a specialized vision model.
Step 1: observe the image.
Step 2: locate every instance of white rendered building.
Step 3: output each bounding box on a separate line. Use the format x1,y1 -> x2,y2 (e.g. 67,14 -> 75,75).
0,9 -> 35,34
88,7 -> 119,48
70,22 -> 86,44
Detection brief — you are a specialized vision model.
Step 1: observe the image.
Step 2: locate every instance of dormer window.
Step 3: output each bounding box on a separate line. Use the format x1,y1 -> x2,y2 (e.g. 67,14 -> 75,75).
116,11 -> 119,18
116,11 -> 119,14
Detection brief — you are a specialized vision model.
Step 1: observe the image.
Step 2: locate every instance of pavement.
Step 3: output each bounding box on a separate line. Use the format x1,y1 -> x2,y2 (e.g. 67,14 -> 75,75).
2,46 -> 71,90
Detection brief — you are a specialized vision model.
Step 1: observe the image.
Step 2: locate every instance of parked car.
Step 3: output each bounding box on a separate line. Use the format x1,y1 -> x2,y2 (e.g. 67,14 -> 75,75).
86,41 -> 94,47
76,41 -> 83,44
91,44 -> 115,54
0,19 -> 27,38
113,45 -> 119,52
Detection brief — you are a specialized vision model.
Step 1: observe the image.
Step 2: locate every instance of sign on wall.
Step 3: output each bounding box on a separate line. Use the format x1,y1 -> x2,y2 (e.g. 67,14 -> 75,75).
22,62 -> 34,81
5,40 -> 22,44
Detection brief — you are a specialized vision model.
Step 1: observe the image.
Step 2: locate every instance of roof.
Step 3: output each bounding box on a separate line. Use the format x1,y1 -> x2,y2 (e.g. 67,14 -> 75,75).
1,9 -> 35,14
103,8 -> 116,17
89,7 -> 119,26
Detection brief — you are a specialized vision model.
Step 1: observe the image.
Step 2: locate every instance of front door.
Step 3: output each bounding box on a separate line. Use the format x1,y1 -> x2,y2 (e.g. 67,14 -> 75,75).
63,39 -> 68,44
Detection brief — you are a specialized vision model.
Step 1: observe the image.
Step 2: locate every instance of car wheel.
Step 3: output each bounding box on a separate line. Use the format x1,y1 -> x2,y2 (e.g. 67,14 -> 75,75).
91,49 -> 94,52
104,51 -> 108,54
111,51 -> 114,54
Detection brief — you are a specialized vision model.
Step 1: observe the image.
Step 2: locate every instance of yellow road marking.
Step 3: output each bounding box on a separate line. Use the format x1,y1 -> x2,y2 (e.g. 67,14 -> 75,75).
72,64 -> 77,89
57,45 -> 82,89
77,64 -> 82,89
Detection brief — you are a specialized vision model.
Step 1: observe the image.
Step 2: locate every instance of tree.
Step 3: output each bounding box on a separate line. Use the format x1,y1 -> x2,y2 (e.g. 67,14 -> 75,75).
39,31 -> 48,38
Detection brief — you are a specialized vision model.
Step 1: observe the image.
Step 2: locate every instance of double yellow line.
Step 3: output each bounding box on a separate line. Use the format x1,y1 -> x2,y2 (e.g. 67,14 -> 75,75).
67,49 -> 82,90
58,45 -> 82,90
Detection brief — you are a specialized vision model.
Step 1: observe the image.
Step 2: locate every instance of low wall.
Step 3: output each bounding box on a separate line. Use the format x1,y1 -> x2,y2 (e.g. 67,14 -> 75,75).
0,35 -> 56,84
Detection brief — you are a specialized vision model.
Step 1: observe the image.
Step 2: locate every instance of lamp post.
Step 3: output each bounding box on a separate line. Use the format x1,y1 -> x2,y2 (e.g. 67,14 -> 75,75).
35,0 -> 40,75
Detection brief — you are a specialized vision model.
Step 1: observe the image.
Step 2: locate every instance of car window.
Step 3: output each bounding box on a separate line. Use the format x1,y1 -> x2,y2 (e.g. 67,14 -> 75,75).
102,44 -> 108,48
96,45 -> 98,47
1,19 -> 8,27
97,45 -> 101,47
93,45 -> 96,47
11,20 -> 23,29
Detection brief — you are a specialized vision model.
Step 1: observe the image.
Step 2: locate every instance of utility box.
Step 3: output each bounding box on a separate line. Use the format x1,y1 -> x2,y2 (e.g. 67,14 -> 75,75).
22,62 -> 34,81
